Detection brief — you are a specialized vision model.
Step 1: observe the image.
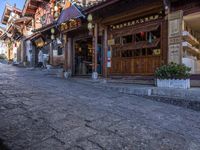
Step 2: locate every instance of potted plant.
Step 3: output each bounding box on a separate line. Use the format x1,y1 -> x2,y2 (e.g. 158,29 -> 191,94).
155,63 -> 191,89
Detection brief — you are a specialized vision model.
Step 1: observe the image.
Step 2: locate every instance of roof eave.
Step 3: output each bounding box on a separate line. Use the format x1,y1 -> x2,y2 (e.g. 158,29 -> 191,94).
83,0 -> 120,14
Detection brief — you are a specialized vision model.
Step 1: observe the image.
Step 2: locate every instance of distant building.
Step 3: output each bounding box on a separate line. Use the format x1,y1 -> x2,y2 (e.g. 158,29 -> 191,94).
0,4 -> 22,61
0,27 -> 6,56
0,41 -> 6,55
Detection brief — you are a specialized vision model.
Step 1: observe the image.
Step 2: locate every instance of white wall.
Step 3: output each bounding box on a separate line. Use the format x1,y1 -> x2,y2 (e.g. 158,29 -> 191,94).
26,40 -> 32,62
0,40 -> 6,55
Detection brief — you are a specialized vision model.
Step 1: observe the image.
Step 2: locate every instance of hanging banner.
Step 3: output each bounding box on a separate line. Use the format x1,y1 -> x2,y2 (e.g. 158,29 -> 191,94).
108,39 -> 115,46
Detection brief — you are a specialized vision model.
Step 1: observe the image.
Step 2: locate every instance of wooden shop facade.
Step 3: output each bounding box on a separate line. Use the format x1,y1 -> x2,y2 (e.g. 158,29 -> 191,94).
83,0 -> 168,77
58,4 -> 94,76
79,0 -> 200,78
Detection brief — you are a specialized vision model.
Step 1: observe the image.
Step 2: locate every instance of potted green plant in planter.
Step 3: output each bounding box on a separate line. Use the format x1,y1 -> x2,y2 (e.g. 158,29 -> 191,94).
155,63 -> 191,89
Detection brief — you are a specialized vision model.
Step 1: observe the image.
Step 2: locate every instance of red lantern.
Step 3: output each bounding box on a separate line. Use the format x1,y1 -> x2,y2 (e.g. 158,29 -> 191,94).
140,32 -> 145,37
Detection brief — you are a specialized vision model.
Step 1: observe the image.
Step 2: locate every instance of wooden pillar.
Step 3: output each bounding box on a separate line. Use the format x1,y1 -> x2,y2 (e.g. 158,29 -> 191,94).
31,45 -> 36,67
67,37 -> 72,72
63,34 -> 68,71
94,23 -> 98,72
103,26 -> 108,78
50,42 -> 53,65
91,23 -> 99,79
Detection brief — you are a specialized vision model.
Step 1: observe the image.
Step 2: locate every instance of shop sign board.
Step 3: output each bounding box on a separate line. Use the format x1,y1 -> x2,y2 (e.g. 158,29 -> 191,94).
60,19 -> 81,32
34,37 -> 45,48
168,44 -> 181,64
108,39 -> 115,46
168,10 -> 183,64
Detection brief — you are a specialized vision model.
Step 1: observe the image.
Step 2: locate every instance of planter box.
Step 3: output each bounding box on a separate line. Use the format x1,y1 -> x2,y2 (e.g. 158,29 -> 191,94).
156,79 -> 190,89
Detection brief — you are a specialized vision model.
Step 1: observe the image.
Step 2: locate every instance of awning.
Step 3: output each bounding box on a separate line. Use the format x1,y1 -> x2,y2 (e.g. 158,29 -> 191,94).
57,5 -> 85,25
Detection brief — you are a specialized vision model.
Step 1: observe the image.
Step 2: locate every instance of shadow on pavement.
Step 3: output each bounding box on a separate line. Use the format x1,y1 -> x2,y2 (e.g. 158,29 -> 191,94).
0,139 -> 10,150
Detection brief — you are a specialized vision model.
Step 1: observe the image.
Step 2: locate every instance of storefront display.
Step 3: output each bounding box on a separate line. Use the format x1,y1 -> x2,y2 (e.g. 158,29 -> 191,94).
110,13 -> 163,75
74,39 -> 93,75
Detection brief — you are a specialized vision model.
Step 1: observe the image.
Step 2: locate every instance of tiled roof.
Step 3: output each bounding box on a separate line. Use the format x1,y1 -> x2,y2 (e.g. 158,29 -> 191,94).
57,4 -> 85,25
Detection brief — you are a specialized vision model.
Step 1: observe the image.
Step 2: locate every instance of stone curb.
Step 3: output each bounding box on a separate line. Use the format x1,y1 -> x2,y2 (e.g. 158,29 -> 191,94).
72,79 -> 200,102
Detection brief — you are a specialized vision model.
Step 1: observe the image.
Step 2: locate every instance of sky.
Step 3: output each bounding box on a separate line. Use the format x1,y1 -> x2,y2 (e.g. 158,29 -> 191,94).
0,0 -> 25,28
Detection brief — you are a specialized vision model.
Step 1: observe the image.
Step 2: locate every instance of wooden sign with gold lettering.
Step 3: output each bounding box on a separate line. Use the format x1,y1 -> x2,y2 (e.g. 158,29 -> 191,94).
60,19 -> 81,32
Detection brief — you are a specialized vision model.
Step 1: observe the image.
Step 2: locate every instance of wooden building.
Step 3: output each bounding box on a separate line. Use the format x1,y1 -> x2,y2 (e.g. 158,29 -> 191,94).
1,4 -> 22,61
22,0 -> 66,67
81,0 -> 168,78
80,0 -> 200,79
58,3 -> 93,76
58,1 -> 103,77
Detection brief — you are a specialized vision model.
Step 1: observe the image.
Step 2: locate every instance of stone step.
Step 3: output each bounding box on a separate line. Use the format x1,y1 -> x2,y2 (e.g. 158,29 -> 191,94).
107,79 -> 154,85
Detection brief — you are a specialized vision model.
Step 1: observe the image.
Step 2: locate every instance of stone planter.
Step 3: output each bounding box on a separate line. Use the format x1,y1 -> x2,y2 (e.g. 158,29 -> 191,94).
156,79 -> 190,89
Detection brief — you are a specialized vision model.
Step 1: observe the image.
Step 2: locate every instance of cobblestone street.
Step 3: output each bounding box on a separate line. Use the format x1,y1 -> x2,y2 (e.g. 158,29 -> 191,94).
0,64 -> 200,150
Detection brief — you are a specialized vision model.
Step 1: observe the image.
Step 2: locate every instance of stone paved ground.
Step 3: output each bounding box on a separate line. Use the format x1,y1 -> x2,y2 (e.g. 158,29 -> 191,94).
0,64 -> 200,150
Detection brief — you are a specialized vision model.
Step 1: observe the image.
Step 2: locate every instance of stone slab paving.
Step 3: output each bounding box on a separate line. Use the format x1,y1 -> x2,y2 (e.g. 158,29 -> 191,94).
0,64 -> 200,150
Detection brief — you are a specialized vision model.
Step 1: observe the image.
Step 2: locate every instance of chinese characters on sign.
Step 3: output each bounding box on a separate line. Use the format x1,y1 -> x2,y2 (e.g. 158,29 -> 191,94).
168,11 -> 183,64
60,19 -> 81,32
169,44 -> 181,64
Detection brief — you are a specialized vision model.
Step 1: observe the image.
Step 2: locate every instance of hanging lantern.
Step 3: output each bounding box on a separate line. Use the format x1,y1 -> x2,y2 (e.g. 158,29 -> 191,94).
51,35 -> 55,40
87,22 -> 93,30
140,32 -> 145,37
54,12 -> 59,18
87,14 -> 93,22
54,5 -> 58,11
51,28 -> 55,34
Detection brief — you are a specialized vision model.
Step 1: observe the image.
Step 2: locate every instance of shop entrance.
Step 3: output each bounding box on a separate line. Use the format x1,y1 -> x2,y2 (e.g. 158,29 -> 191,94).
183,12 -> 200,74
74,38 -> 93,75
111,22 -> 162,75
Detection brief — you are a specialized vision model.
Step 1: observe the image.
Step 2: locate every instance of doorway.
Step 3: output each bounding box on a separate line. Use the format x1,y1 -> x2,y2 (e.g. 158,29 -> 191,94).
74,38 -> 93,75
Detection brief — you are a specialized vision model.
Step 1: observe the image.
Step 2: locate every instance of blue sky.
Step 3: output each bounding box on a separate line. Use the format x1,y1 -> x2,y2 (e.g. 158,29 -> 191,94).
0,0 -> 25,28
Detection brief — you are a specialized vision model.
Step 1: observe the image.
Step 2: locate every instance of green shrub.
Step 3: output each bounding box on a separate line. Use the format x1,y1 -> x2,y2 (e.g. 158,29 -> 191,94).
155,63 -> 191,79
0,54 -> 6,60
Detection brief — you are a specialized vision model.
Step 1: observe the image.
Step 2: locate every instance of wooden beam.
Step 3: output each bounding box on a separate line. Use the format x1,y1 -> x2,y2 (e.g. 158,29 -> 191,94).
101,4 -> 163,25
29,0 -> 38,7
23,0 -> 38,16
35,0 -> 44,2
27,0 -> 38,11
94,23 -> 98,72
104,26 -> 108,78
26,8 -> 37,15
85,0 -> 120,14
4,14 -> 10,18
